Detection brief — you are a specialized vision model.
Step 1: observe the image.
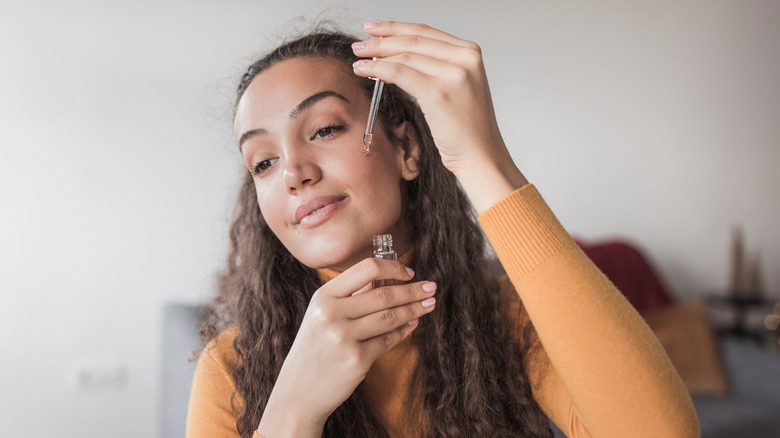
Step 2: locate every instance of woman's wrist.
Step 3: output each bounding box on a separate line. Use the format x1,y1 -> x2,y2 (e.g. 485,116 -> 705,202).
257,398 -> 326,438
451,149 -> 529,214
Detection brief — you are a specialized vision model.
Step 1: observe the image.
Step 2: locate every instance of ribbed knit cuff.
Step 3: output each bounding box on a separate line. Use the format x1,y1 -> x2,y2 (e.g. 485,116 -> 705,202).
478,184 -> 573,278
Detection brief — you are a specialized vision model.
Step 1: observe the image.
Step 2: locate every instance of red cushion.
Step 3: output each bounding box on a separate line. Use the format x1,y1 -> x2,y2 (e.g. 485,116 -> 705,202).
575,239 -> 674,313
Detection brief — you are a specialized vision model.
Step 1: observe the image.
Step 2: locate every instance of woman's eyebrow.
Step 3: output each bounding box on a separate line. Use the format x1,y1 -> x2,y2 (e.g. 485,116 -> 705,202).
238,128 -> 267,150
289,90 -> 350,120
239,90 -> 350,150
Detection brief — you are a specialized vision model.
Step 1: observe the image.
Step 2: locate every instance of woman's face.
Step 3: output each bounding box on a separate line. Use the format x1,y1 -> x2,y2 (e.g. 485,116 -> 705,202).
235,56 -> 419,271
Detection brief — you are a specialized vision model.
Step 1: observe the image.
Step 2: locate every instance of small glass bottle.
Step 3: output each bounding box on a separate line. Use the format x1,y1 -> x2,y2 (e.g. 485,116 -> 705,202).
372,234 -> 398,288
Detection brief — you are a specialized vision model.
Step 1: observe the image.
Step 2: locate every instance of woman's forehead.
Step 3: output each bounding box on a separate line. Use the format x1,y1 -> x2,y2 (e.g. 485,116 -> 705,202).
251,57 -> 357,98
234,56 -> 366,134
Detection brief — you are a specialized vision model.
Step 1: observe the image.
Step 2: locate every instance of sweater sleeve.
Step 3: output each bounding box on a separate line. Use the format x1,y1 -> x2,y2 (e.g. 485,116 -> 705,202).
185,328 -> 265,438
478,184 -> 699,438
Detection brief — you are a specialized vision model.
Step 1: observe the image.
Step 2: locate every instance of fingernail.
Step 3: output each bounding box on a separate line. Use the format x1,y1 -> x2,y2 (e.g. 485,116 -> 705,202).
351,41 -> 366,51
405,267 -> 415,277
352,59 -> 369,70
422,282 -> 437,293
364,21 -> 378,29
421,297 -> 436,308
408,318 -> 419,326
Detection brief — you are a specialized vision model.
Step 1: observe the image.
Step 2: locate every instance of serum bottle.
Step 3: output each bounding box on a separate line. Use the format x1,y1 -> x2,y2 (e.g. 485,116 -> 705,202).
372,234 -> 398,288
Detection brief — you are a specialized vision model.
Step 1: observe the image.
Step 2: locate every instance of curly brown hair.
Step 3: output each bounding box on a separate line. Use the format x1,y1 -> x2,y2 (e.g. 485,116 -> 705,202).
200,27 -> 553,438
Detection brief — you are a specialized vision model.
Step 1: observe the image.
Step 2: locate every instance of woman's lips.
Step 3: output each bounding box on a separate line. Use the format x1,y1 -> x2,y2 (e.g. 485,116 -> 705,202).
295,195 -> 347,229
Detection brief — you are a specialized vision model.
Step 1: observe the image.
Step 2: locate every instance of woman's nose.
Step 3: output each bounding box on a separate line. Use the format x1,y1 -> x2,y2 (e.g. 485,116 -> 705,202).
283,153 -> 321,194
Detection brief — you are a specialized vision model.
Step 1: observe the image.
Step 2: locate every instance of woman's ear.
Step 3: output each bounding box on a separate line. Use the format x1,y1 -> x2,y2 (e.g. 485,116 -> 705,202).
392,122 -> 420,181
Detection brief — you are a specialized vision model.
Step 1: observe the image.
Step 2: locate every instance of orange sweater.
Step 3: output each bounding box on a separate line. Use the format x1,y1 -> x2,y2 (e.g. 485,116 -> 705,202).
186,184 -> 699,438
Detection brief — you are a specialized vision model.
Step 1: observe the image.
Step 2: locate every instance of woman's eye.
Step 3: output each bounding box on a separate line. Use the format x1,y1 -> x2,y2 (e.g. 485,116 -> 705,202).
312,125 -> 343,140
251,158 -> 278,176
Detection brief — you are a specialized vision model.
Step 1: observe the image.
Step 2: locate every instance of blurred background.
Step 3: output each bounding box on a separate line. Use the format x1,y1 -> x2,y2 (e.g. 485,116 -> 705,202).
1,1 -> 778,437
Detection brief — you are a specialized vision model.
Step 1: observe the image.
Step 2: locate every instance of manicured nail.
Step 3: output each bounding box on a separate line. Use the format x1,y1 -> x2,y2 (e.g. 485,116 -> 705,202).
408,318 -> 419,326
352,59 -> 369,70
421,297 -> 436,308
364,21 -> 378,29
405,267 -> 415,277
351,41 -> 366,51
422,282 -> 437,293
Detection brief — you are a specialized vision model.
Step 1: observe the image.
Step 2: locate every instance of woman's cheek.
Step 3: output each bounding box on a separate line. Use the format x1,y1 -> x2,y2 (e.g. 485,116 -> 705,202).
255,187 -> 281,226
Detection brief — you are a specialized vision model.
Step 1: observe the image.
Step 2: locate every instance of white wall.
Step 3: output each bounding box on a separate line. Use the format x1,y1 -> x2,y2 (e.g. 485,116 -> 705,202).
1,1 -> 778,436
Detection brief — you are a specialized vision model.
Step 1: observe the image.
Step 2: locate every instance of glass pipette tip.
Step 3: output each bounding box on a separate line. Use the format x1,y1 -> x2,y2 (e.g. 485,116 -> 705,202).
362,78 -> 384,154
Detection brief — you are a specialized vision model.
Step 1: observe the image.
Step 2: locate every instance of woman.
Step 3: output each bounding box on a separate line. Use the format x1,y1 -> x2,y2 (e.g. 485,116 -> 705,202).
187,21 -> 699,437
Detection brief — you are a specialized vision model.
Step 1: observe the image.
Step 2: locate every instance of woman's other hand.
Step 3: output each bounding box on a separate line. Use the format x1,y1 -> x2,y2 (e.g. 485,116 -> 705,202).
257,258 -> 436,437
352,21 -> 528,213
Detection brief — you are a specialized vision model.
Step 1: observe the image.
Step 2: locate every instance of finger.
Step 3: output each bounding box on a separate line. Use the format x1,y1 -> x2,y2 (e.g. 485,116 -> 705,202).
353,57 -> 433,90
355,296 -> 435,341
320,257 -> 415,298
364,21 -> 476,49
354,55 -> 469,103
345,280 -> 437,319
350,282 -> 374,297
353,35 -> 467,63
375,53 -> 468,83
361,317 -> 420,359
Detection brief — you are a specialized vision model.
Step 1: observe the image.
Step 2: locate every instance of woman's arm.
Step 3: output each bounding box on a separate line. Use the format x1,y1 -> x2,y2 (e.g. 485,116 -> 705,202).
354,21 -> 699,437
186,328 -> 245,438
482,185 -> 699,437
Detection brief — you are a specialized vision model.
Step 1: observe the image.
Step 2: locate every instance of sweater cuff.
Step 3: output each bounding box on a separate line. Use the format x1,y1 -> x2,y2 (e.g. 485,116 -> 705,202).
477,184 -> 573,278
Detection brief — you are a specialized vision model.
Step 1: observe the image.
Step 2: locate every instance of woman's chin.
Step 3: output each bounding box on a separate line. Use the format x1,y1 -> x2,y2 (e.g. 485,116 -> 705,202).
294,244 -> 368,272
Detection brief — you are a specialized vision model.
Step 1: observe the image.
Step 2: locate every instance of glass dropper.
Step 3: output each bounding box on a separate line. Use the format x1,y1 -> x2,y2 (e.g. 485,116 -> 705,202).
362,77 -> 384,154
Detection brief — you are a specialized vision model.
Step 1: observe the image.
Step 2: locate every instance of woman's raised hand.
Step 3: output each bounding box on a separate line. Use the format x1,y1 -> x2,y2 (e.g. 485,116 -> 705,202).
257,258 -> 436,437
351,21 -> 528,213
